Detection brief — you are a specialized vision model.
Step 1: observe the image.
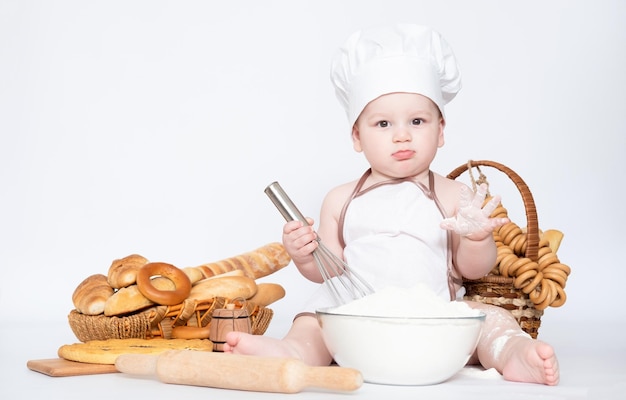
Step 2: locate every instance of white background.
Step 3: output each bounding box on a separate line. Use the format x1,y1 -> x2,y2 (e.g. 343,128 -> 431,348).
1,0 -> 624,342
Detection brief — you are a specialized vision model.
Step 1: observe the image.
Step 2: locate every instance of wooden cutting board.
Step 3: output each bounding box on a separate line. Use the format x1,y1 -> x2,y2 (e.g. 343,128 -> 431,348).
27,358 -> 118,377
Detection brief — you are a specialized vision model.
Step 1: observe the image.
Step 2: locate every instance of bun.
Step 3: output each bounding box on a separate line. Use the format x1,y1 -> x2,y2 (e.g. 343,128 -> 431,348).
72,274 -> 114,315
188,276 -> 257,302
107,254 -> 149,289
247,283 -> 286,306
193,242 -> 290,279
104,277 -> 174,316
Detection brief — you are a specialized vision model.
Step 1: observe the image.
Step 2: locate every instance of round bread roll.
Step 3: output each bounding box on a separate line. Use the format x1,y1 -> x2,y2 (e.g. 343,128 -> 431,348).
72,274 -> 114,315
107,254 -> 149,289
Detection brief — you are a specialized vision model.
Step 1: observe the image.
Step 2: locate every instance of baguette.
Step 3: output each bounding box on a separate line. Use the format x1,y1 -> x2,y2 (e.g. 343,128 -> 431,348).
193,242 -> 290,279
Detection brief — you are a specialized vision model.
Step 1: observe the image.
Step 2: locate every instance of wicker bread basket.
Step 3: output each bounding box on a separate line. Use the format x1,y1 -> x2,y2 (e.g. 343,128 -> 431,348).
68,296 -> 272,342
447,160 -> 545,339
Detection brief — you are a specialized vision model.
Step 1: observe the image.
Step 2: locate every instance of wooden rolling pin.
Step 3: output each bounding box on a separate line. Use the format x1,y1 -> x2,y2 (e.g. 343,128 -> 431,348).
115,350 -> 363,393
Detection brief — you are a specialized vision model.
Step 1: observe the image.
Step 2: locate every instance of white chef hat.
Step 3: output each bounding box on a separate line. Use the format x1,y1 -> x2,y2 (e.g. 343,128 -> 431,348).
330,24 -> 462,127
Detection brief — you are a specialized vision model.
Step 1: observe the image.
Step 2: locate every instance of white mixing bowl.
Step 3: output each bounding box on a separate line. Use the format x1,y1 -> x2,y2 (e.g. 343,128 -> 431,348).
316,309 -> 485,385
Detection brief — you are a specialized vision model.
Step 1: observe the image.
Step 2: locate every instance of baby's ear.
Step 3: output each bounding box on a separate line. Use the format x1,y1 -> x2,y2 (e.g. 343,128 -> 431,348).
351,125 -> 363,152
438,118 -> 446,148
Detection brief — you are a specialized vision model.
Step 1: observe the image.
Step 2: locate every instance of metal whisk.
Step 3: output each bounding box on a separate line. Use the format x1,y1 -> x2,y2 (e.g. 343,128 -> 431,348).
265,182 -> 375,306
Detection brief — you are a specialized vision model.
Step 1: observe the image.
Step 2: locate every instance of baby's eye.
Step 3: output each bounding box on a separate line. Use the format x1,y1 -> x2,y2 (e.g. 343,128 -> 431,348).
411,118 -> 423,126
377,120 -> 389,128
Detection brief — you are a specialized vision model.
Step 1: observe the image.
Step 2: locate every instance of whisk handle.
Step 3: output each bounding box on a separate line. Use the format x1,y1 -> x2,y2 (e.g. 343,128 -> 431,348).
264,182 -> 310,225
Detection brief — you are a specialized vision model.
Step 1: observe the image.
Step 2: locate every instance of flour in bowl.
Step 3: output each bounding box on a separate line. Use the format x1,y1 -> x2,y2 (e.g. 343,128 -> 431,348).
329,283 -> 481,317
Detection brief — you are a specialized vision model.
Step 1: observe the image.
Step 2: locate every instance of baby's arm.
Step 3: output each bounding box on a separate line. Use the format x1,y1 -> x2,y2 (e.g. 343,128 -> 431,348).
282,184 -> 350,283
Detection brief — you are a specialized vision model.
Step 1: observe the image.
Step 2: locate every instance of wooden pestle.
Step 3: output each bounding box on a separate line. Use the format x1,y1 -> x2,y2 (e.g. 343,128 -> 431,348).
115,350 -> 363,393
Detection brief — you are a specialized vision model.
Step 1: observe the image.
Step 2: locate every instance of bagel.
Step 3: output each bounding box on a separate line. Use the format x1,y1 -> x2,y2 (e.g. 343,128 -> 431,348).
538,253 -> 560,271
511,260 -> 539,279
550,283 -> 567,307
499,253 -> 520,278
542,267 -> 568,288
136,262 -> 191,306
520,271 -> 544,294
513,269 -> 538,290
529,281 -> 550,305
506,257 -> 533,277
535,280 -> 556,310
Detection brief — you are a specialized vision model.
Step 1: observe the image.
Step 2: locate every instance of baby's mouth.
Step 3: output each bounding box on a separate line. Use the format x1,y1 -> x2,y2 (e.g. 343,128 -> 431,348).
392,150 -> 415,160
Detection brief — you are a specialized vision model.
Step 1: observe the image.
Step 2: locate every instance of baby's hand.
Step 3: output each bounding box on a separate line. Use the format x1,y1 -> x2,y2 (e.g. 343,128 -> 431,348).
282,219 -> 318,263
440,183 -> 509,240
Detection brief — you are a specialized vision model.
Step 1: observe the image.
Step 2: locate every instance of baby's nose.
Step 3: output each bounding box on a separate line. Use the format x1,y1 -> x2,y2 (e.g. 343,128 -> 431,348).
393,127 -> 411,141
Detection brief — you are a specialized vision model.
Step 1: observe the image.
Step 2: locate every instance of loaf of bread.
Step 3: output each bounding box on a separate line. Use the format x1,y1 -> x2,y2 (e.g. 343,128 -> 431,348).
107,254 -> 149,289
104,277 -> 175,316
247,283 -> 286,306
58,338 -> 213,364
193,242 -> 291,279
72,274 -> 115,315
188,275 -> 257,302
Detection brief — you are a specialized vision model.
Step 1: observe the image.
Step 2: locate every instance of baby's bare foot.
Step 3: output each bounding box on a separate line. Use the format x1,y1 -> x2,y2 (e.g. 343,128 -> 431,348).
501,338 -> 559,385
222,331 -> 301,359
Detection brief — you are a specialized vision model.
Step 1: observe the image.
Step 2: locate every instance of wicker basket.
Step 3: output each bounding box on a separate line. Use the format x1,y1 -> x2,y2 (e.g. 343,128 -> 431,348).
68,297 -> 273,342
447,160 -> 544,339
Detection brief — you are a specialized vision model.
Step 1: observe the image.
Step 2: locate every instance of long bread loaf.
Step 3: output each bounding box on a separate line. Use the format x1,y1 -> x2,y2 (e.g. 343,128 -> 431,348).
193,242 -> 290,279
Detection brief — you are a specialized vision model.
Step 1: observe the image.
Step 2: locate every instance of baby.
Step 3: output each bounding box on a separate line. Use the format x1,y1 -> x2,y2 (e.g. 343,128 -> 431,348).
224,24 -> 559,386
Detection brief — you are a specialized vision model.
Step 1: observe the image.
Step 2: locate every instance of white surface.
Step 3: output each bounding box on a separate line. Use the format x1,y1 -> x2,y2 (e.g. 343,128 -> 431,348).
1,1 -> 625,399
4,320 -> 625,399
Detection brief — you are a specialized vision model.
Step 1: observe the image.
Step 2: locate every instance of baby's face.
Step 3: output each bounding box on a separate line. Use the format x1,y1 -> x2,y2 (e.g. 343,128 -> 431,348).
352,92 -> 444,181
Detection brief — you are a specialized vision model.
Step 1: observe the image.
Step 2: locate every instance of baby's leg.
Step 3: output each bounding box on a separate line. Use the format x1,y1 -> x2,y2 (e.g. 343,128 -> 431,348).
466,301 -> 559,385
222,313 -> 333,366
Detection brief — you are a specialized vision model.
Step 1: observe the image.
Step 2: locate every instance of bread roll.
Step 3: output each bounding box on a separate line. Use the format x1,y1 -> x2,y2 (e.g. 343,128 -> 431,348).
188,275 -> 257,302
193,242 -> 291,279
107,254 -> 149,289
58,338 -> 212,364
104,277 -> 175,316
247,283 -> 286,306
72,274 -> 114,315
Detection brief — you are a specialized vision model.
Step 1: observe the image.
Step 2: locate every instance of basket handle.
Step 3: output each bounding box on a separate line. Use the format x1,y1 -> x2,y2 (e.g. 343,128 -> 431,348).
447,160 -> 539,261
